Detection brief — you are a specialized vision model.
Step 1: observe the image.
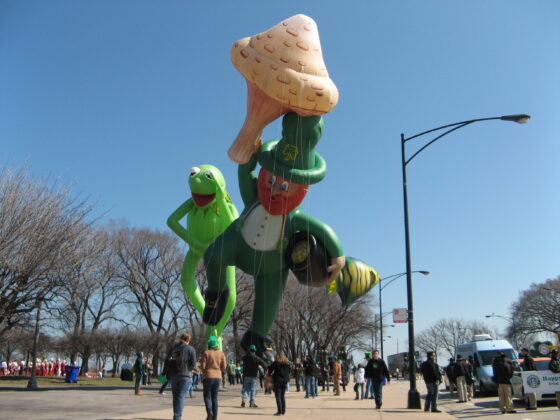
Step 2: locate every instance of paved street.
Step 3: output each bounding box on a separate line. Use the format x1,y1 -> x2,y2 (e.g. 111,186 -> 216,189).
0,379 -> 558,420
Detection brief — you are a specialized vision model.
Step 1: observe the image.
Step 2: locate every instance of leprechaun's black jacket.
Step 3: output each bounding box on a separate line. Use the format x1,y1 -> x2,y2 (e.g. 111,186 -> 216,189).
364,358 -> 390,381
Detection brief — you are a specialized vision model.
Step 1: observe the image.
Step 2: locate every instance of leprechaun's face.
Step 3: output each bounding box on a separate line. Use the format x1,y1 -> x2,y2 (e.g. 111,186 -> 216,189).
257,168 -> 309,215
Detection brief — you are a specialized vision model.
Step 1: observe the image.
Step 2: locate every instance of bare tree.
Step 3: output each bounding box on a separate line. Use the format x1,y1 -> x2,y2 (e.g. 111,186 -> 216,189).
0,166 -> 93,338
270,276 -> 375,361
415,318 -> 500,359
114,225 -> 189,373
49,227 -> 126,373
101,328 -> 137,377
510,276 -> 560,344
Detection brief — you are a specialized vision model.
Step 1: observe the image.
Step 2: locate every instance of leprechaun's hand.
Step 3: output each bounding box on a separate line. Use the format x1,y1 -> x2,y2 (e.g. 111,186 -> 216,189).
327,256 -> 346,284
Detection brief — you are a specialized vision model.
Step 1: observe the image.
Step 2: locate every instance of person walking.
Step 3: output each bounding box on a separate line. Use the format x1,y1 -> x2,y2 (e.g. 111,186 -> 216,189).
200,336 -> 227,420
269,353 -> 291,416
293,358 -> 303,392
241,345 -> 267,408
227,361 -> 236,386
354,364 -> 365,400
465,356 -> 475,401
363,352 -> 373,399
445,358 -> 456,395
548,349 -> 560,410
364,350 -> 390,409
235,363 -> 243,384
420,352 -> 442,413
492,352 -> 516,414
133,352 -> 144,396
453,355 -> 468,403
165,332 -> 197,420
332,356 -> 342,396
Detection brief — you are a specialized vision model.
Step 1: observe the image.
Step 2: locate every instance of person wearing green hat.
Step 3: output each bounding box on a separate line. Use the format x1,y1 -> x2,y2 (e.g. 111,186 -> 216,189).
200,336 -> 226,420
241,344 -> 267,408
203,113 -> 345,356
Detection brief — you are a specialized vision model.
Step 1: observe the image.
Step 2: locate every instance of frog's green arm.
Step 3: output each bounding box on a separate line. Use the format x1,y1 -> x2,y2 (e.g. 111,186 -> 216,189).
291,211 -> 344,258
167,199 -> 205,252
238,154 -> 258,207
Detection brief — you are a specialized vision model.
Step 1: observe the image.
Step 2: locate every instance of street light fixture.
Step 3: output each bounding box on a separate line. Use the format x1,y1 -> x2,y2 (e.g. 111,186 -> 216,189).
378,271 -> 429,360
485,313 -> 518,349
401,113 -> 530,409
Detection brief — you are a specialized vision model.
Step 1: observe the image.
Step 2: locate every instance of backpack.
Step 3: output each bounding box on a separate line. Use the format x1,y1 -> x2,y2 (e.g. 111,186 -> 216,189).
164,343 -> 185,377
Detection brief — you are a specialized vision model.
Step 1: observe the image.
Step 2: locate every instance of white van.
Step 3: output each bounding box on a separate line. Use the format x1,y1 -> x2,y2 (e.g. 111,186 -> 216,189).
455,334 -> 518,394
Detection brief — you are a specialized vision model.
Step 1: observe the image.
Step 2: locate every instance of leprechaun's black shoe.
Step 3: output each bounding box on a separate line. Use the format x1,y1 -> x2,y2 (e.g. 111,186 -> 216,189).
202,290 -> 229,325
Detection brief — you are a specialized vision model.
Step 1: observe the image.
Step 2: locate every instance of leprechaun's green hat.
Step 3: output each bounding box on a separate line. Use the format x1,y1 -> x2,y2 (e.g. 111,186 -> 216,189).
257,112 -> 326,185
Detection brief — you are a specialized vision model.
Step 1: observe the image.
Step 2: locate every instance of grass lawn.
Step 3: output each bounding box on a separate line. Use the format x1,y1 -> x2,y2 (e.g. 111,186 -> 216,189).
0,376 -> 133,387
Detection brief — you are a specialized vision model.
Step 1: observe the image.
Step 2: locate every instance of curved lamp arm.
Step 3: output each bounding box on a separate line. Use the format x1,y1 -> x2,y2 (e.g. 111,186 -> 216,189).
404,114 -> 530,166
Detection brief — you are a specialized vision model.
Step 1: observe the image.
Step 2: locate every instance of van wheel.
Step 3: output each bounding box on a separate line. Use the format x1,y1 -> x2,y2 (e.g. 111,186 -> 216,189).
478,382 -> 486,396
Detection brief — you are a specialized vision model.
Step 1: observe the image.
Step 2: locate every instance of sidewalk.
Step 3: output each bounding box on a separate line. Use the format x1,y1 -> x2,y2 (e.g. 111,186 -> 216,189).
115,380 -> 455,420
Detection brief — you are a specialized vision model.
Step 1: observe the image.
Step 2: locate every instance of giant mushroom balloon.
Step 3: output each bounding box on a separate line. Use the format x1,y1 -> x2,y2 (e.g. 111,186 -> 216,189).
229,14 -> 339,164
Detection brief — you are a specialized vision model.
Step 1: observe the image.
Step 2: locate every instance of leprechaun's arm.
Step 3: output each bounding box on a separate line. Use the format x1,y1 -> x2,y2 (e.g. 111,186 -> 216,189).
167,200 -> 205,252
292,212 -> 344,257
238,151 -> 259,207
292,212 -> 346,283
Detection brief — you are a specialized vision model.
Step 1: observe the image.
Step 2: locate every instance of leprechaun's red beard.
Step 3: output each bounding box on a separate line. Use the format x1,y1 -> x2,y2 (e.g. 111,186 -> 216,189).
257,168 -> 309,215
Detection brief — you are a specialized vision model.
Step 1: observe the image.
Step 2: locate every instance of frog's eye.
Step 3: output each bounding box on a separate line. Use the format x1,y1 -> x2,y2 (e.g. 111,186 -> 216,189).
204,170 -> 214,180
268,175 -> 277,186
189,167 -> 200,177
280,181 -> 289,192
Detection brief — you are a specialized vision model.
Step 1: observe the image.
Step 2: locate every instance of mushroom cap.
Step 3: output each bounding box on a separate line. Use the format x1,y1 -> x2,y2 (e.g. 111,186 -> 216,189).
231,14 -> 339,115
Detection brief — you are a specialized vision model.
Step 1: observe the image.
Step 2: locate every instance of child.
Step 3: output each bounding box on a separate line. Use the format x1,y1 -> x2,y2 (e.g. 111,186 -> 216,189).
354,364 -> 365,400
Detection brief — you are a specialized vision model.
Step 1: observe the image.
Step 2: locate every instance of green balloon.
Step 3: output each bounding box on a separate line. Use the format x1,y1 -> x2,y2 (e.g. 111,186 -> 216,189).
167,165 -> 239,344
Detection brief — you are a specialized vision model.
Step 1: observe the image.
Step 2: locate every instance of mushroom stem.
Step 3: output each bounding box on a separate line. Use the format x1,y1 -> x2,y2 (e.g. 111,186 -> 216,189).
228,81 -> 288,164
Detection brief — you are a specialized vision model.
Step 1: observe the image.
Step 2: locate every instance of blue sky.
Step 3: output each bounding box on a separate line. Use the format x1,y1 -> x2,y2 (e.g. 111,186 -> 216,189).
2,0 -> 559,357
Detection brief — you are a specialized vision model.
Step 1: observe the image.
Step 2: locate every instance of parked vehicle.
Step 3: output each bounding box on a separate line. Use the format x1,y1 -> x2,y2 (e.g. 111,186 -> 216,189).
387,352 -> 408,378
512,357 -> 559,404
455,334 -> 518,394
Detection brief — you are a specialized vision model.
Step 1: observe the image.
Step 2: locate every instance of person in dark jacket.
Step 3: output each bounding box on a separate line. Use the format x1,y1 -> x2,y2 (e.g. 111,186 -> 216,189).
303,356 -> 317,398
269,353 -> 292,416
453,355 -> 468,403
133,351 -> 144,396
364,350 -> 390,409
166,332 -> 197,420
420,352 -> 442,412
241,345 -> 267,408
520,348 -> 537,410
548,349 -> 560,409
445,358 -> 456,395
492,352 -> 516,414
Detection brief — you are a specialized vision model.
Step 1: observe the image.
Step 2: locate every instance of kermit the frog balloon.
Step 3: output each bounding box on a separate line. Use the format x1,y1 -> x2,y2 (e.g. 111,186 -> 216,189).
203,113 -> 346,355
167,165 -> 238,340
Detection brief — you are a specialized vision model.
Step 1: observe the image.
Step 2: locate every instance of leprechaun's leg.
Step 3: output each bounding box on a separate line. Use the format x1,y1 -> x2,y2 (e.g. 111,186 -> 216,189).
212,265 -> 236,336
251,269 -> 289,337
180,250 -> 205,315
203,223 -> 238,325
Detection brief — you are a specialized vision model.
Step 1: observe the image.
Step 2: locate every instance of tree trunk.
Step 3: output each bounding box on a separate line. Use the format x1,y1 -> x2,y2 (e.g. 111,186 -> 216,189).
80,347 -> 91,375
232,314 -> 240,362
27,302 -> 41,390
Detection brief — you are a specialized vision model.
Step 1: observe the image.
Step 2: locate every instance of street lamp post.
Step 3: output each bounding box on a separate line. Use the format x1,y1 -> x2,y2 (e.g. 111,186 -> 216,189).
486,313 -> 518,349
379,271 -> 429,360
401,113 -> 530,409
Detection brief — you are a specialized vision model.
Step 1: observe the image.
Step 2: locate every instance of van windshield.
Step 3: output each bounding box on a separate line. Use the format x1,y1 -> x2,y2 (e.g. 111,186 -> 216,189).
478,349 -> 517,365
